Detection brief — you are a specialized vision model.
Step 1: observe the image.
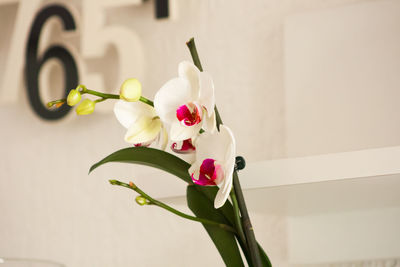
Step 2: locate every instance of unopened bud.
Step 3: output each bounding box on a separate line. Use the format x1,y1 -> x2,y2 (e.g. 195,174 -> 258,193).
46,99 -> 66,109
135,196 -> 148,206
120,78 -> 142,102
76,99 -> 95,115
67,89 -> 82,106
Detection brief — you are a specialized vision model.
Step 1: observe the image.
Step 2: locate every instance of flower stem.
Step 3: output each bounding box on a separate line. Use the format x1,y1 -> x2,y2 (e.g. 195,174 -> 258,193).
231,191 -> 253,266
186,38 -> 222,129
230,191 -> 246,247
186,37 -> 264,267
186,38 -> 203,71
232,172 -> 262,267
84,88 -> 120,99
109,179 -> 236,233
139,96 -> 154,107
79,84 -> 154,106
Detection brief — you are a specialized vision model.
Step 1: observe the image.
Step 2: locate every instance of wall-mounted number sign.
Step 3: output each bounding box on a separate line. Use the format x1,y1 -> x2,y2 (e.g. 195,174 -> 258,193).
0,0 -> 169,120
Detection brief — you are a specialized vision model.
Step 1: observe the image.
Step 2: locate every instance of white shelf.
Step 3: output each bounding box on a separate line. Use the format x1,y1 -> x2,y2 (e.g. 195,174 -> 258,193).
241,145 -> 400,190
238,146 -> 400,216
236,146 -> 400,265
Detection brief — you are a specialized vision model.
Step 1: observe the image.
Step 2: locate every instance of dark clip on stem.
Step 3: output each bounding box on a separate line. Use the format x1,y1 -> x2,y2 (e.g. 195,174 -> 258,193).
234,156 -> 246,171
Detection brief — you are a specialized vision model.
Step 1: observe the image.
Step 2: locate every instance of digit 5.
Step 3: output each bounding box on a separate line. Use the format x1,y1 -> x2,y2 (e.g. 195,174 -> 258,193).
80,0 -> 144,97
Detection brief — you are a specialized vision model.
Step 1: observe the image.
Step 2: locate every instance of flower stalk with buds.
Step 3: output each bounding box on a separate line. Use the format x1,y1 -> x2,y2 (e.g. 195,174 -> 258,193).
49,38 -> 271,267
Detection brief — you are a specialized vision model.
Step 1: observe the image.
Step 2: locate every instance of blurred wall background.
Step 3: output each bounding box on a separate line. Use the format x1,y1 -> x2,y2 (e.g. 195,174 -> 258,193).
0,0 -> 399,266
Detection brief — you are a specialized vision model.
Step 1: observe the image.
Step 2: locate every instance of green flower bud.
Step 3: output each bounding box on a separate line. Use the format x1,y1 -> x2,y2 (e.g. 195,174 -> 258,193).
135,196 -> 148,206
76,99 -> 95,115
120,78 -> 142,102
67,89 -> 82,106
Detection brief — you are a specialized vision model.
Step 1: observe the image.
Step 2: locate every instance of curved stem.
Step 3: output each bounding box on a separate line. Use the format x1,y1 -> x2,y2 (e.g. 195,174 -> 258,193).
109,179 -> 236,233
79,85 -> 154,106
84,88 -> 119,99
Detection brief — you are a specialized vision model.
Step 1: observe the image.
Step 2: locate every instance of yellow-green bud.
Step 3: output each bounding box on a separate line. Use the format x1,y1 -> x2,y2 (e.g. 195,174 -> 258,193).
120,78 -> 142,102
76,99 -> 95,115
67,89 -> 82,106
135,196 -> 148,206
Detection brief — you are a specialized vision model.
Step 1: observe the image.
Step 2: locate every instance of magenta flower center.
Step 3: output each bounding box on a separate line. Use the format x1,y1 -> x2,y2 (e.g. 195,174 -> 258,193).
191,158 -> 223,186
171,138 -> 196,154
176,102 -> 202,126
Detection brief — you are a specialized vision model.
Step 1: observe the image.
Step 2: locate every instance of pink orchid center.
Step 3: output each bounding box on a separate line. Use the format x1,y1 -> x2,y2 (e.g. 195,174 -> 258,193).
134,142 -> 150,147
171,138 -> 196,154
176,102 -> 202,126
191,158 -> 224,186
133,139 -> 155,148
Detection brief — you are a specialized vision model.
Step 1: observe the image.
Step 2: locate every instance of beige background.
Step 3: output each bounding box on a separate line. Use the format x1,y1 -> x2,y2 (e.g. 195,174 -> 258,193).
0,0 -> 399,266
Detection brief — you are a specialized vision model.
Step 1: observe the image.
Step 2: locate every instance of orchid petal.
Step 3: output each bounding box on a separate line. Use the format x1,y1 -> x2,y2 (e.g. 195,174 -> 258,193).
214,171 -> 233,208
170,121 -> 201,141
194,127 -> 232,163
124,116 -> 162,144
114,100 -> 155,129
189,163 -> 200,180
198,72 -> 215,116
202,109 -> 216,133
214,126 -> 236,208
154,78 -> 192,124
178,61 -> 200,99
160,126 -> 169,151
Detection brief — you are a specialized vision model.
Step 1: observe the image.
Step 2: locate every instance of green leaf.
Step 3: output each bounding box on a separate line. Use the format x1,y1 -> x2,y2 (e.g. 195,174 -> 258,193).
187,185 -> 244,267
192,185 -> 236,226
89,147 -> 236,224
89,147 -> 192,183
258,242 -> 272,267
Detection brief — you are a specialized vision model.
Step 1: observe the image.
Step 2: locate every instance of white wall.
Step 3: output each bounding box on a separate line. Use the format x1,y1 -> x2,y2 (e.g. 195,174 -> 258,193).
0,0 -> 395,266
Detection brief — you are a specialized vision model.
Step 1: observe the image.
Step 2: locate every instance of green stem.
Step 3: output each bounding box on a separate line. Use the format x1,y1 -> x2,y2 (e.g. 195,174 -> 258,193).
233,172 -> 262,267
231,191 -> 253,266
186,37 -> 264,267
230,191 -> 246,247
186,38 -> 203,71
186,38 -> 222,129
84,88 -> 120,99
109,180 -> 236,233
94,98 -> 106,104
139,96 -> 154,107
77,84 -> 154,107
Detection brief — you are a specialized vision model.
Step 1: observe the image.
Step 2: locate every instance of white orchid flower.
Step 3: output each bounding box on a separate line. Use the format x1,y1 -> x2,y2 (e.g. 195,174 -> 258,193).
114,100 -> 167,149
188,125 -> 236,209
154,61 -> 216,142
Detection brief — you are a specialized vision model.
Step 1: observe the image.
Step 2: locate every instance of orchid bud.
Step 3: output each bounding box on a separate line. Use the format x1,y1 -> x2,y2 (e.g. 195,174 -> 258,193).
76,99 -> 95,115
67,89 -> 82,106
135,196 -> 148,206
120,78 -> 142,102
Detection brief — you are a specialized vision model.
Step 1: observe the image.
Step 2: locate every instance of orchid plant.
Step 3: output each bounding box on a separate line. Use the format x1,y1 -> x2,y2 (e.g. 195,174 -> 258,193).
48,38 -> 271,267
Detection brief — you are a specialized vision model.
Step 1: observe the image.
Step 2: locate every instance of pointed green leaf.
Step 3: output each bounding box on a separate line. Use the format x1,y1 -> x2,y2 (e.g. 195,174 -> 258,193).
192,185 -> 236,226
90,147 -> 236,223
90,147 -> 237,229
89,147 -> 191,183
258,243 -> 272,267
187,185 -> 244,267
